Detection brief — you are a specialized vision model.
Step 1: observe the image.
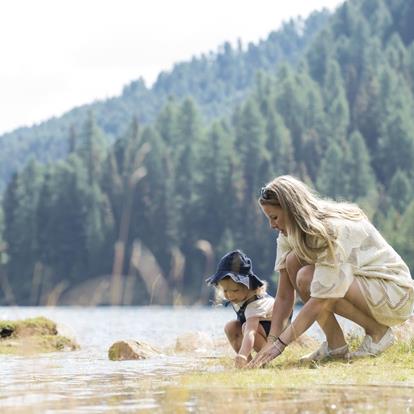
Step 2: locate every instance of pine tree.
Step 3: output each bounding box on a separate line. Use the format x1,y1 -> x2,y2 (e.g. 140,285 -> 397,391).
388,169 -> 413,213
346,130 -> 377,201
316,140 -> 349,199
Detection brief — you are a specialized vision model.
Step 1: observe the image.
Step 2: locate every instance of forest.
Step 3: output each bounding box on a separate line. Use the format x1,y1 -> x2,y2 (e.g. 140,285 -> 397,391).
1,0 -> 414,305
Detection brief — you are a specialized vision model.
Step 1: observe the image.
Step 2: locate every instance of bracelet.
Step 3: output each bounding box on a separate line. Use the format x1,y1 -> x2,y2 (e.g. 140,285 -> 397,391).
278,336 -> 288,347
272,338 -> 286,355
268,334 -> 288,347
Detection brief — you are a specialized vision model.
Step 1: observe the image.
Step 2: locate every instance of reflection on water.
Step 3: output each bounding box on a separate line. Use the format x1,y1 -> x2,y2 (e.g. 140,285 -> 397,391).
0,307 -> 412,413
0,306 -> 230,413
163,385 -> 414,413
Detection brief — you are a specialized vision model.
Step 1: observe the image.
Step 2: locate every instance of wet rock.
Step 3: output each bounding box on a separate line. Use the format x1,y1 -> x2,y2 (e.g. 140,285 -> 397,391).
108,340 -> 161,361
175,331 -> 214,352
0,316 -> 79,355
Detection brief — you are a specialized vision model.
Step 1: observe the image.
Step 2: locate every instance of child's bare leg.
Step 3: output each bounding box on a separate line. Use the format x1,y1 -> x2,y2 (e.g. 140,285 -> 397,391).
224,320 -> 242,353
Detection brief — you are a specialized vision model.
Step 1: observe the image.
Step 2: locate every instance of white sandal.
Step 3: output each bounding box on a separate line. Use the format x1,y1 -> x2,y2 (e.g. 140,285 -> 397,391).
349,328 -> 395,358
300,341 -> 349,363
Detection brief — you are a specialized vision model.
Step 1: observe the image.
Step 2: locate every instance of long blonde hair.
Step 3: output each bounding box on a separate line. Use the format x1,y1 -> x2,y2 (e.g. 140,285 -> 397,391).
259,175 -> 366,263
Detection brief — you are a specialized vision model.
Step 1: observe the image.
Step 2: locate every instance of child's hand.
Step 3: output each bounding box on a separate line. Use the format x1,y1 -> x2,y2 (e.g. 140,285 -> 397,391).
234,354 -> 248,369
247,338 -> 286,368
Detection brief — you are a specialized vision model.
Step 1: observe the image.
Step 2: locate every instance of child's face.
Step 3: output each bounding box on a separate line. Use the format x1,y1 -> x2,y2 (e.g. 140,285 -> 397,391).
219,278 -> 249,303
260,204 -> 289,236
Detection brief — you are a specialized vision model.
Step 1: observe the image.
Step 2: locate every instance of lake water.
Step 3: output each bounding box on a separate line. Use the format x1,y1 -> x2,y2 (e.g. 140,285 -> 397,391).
1,306 -> 412,413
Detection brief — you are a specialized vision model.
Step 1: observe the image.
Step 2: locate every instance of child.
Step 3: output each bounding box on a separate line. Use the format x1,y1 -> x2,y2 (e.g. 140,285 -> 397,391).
206,250 -> 274,368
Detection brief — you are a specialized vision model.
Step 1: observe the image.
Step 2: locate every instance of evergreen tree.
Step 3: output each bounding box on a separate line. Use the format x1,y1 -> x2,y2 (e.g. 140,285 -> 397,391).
323,60 -> 350,141
316,140 -> 349,199
264,107 -> 295,177
388,169 -> 413,214
394,200 -> 414,271
174,99 -> 204,251
346,130 -> 376,200
76,112 -> 107,184
3,161 -> 44,299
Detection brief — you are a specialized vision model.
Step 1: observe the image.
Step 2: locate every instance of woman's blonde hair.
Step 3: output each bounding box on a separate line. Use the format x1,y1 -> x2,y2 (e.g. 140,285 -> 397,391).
259,175 -> 366,263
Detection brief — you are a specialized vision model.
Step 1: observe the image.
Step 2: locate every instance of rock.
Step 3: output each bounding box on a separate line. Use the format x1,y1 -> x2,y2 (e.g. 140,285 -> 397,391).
175,331 -> 214,352
108,340 -> 161,361
0,316 -> 79,355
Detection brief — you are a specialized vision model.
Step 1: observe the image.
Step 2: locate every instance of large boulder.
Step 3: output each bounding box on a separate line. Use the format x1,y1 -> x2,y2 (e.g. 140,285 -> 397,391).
0,316 -> 79,354
108,340 -> 161,361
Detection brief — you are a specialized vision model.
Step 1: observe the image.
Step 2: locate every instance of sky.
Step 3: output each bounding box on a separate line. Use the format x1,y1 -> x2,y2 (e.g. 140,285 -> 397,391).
0,0 -> 344,136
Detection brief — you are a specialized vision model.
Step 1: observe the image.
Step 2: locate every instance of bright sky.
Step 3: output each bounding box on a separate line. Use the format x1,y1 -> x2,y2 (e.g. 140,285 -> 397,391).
0,0 -> 343,135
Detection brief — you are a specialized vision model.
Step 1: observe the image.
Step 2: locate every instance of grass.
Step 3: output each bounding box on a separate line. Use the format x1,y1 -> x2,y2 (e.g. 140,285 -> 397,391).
178,339 -> 414,389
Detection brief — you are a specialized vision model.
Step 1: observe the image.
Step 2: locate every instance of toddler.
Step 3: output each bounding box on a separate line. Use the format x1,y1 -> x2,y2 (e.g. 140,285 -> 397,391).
206,250 -> 274,368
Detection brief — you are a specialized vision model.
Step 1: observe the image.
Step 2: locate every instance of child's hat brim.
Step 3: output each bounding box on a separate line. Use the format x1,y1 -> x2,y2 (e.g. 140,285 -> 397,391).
205,270 -> 264,290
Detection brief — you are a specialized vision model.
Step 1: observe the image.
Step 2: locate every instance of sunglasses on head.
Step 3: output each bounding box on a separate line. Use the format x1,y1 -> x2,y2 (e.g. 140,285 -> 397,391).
260,187 -> 277,200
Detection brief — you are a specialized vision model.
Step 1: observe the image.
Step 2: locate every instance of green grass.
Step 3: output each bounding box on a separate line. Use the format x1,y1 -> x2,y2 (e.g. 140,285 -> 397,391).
179,340 -> 414,389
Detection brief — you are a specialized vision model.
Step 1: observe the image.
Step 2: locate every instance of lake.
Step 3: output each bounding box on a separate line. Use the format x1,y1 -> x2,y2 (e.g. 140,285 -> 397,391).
1,306 -> 412,413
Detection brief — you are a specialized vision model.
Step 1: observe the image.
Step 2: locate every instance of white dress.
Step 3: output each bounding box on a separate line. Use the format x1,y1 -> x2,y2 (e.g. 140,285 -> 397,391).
275,218 -> 414,326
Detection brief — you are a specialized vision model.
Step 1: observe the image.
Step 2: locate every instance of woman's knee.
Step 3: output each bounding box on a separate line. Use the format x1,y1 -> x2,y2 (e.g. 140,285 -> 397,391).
286,251 -> 302,284
296,265 -> 314,297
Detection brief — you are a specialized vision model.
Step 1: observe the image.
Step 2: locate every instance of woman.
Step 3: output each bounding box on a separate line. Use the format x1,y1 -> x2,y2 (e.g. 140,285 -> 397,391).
249,175 -> 414,368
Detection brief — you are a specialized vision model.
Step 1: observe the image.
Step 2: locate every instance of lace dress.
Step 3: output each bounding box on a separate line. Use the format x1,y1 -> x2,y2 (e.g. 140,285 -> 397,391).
275,218 -> 414,326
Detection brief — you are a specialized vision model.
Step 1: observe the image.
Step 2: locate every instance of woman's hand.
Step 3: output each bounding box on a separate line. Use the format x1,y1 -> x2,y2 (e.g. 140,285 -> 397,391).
247,339 -> 286,368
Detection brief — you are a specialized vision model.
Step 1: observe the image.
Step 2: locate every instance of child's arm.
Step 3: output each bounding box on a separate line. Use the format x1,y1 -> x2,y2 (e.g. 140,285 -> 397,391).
235,316 -> 261,368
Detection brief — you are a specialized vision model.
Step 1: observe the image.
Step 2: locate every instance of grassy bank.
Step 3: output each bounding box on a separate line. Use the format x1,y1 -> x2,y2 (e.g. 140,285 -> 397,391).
179,340 -> 414,389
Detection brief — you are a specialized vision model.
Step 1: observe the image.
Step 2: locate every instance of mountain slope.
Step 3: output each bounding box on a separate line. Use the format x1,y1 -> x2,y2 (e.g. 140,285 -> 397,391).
0,10 -> 330,189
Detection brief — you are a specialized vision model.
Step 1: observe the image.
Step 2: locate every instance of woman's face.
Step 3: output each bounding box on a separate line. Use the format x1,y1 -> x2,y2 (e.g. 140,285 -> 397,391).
260,204 -> 289,236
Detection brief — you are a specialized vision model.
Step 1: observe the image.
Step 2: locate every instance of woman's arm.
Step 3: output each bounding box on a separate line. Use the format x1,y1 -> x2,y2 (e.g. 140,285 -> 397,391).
279,297 -> 331,344
249,297 -> 333,368
268,269 -> 295,339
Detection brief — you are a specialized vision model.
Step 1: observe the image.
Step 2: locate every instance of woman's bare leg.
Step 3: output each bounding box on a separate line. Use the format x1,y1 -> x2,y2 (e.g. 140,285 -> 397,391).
334,281 -> 388,342
286,251 -> 389,343
285,253 -> 346,349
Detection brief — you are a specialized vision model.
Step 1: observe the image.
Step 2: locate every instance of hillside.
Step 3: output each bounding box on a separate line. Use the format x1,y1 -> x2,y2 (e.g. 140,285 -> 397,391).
0,10 -> 330,189
2,0 -> 414,305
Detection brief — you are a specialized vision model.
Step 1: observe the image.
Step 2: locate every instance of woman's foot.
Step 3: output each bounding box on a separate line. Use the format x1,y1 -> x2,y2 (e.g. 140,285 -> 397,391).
300,342 -> 349,363
349,328 -> 395,358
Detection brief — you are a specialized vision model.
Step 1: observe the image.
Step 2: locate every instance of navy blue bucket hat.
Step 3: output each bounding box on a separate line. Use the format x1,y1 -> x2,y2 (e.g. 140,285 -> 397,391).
206,250 -> 264,290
